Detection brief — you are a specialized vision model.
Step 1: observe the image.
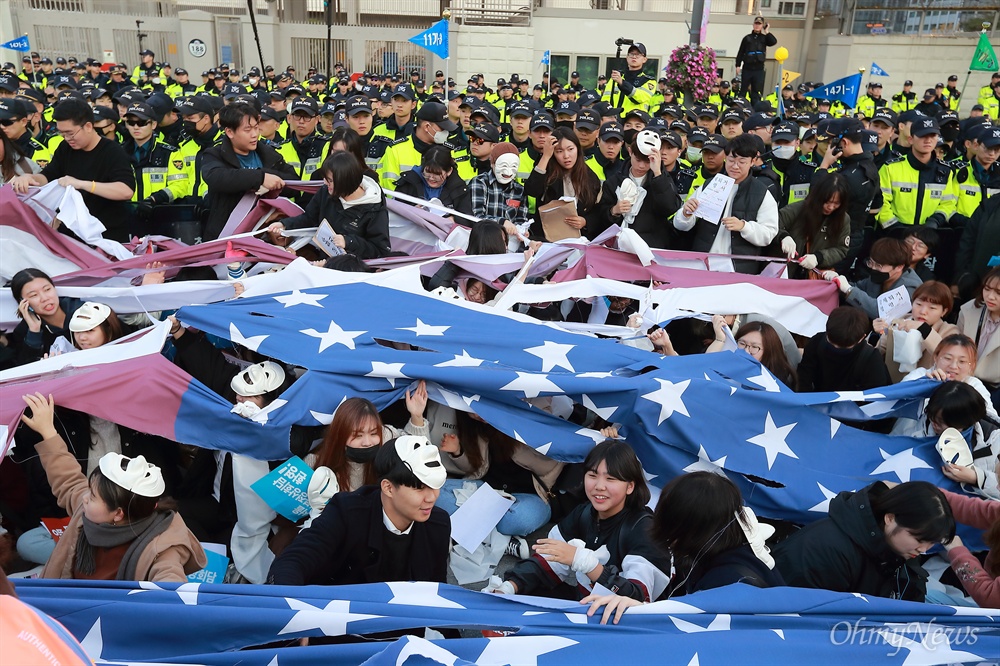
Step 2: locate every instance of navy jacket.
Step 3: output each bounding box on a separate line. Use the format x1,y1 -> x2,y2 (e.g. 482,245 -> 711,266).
267,485 -> 450,586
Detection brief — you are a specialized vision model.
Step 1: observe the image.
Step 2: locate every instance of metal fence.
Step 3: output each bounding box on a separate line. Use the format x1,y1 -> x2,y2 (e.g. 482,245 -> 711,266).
450,0 -> 532,24
364,40 -> 430,78
28,24 -> 102,62
290,37 -> 353,75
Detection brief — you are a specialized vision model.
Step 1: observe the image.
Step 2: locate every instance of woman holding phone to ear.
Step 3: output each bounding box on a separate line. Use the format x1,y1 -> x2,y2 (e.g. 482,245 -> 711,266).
8,268 -> 83,367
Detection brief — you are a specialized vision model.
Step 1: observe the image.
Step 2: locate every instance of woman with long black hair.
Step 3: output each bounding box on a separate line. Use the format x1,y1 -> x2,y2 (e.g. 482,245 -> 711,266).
776,172 -> 851,279
525,127 -> 602,240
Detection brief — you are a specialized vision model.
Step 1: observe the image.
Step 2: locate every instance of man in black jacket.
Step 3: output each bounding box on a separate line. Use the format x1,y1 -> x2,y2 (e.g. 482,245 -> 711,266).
200,102 -> 297,240
735,17 -> 777,105
267,436 -> 450,586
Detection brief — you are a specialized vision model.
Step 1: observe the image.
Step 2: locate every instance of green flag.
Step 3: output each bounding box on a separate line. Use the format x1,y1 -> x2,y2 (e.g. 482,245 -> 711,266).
971,33 -> 998,71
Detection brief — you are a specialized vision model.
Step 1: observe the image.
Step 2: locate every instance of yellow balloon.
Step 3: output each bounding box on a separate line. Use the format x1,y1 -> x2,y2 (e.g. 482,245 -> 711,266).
774,46 -> 789,63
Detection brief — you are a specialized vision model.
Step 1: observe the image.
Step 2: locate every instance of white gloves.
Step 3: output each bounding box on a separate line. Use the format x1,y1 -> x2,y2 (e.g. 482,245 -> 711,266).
823,271 -> 851,294
798,254 -> 818,271
482,575 -> 516,595
566,539 -> 611,574
780,236 -> 797,258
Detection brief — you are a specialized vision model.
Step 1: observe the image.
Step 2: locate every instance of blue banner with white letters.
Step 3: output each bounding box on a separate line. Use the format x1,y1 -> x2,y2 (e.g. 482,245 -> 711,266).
408,20 -> 449,60
804,72 -> 863,108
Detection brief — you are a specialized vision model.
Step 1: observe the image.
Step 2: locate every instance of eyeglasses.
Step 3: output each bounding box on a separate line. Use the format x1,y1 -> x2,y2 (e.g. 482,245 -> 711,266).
470,136 -> 489,145
125,118 -> 151,127
737,340 -> 763,354
626,53 -> 644,59
725,155 -> 752,167
46,94 -> 56,100
0,118 -> 17,126
938,355 -> 971,368
57,125 -> 84,140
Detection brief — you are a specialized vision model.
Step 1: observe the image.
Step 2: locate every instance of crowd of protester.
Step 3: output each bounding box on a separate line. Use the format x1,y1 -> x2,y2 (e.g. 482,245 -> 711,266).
1,20 -> 999,635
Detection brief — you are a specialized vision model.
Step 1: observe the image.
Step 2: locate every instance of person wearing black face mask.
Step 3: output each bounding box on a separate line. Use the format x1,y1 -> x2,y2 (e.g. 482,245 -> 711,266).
797,306 -> 891,392
822,237 -> 923,320
172,96 -> 224,203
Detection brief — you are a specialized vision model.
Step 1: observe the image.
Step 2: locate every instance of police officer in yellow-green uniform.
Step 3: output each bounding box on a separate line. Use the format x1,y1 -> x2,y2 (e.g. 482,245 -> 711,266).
121,101 -> 189,217
276,97 -> 328,181
856,82 -> 888,120
768,120 -> 816,207
380,101 -> 458,190
455,122 -> 497,182
941,75 -> 962,113
132,50 -> 160,92
877,117 -> 957,230
952,124 -> 1000,224
0,98 -> 52,167
585,121 -> 625,182
978,73 -> 1000,107
602,42 -> 656,113
891,80 -> 918,114
170,95 -> 223,200
165,68 -> 198,98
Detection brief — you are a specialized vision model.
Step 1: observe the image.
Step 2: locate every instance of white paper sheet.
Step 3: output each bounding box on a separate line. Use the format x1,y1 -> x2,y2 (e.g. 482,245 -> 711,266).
877,285 -> 911,321
695,174 -> 736,225
450,482 -> 514,553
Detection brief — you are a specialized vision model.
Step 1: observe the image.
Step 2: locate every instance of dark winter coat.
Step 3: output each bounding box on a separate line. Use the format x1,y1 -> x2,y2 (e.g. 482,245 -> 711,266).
266,485 -> 451,586
773,482 -> 929,602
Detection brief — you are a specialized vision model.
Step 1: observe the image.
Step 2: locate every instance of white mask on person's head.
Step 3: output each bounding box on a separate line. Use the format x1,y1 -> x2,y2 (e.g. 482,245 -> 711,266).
493,153 -> 520,184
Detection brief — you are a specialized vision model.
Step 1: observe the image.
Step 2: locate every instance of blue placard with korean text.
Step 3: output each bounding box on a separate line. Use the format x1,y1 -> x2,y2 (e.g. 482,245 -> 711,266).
250,456 -> 314,522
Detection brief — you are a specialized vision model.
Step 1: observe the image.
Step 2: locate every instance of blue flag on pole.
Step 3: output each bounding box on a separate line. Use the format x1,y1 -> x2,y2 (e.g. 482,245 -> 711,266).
1,35 -> 30,52
541,50 -> 550,66
408,20 -> 449,60
870,62 -> 889,76
803,72 -> 863,108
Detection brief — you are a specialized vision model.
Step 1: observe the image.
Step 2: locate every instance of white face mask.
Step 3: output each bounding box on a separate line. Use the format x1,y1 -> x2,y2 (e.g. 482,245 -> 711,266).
772,144 -> 797,160
249,77 -> 259,86
433,129 -> 449,144
493,153 -> 520,184
231,400 -> 262,419
686,147 -> 702,162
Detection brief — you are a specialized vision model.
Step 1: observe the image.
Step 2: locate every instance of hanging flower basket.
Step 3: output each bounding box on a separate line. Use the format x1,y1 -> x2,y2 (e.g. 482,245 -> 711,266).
663,45 -> 718,105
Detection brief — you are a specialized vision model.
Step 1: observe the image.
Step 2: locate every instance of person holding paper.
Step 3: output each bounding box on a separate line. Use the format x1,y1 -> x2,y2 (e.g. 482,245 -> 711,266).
525,127 -> 601,241
674,133 -> 778,273
486,440 -> 670,602
596,131 -> 681,249
873,281 -> 958,382
822,237 -> 922,320
16,392 -> 205,582
274,151 -> 391,259
267,436 -> 450,586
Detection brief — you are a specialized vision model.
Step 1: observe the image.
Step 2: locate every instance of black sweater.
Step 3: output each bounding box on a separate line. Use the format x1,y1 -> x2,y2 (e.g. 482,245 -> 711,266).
796,334 -> 891,393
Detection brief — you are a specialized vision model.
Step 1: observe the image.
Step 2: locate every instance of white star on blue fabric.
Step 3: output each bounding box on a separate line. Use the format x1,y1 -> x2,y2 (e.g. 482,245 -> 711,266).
277,598 -> 382,636
808,482 -> 839,513
641,379 -> 691,425
870,447 -> 932,483
499,372 -> 563,398
476,636 -> 579,666
581,394 -> 617,421
435,350 -> 485,367
683,445 -> 728,476
274,290 -> 327,308
366,362 -> 409,387
81,618 -> 104,659
127,581 -> 201,605
669,614 -> 732,633
251,399 -> 287,425
300,320 -> 366,352
399,318 -> 450,336
747,366 -> 781,392
747,412 -> 798,469
230,321 -> 268,352
386,582 -> 466,608
524,340 -> 576,372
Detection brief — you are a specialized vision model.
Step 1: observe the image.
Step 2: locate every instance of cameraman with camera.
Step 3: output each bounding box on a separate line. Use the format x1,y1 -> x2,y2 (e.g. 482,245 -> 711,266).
735,17 -> 777,106
602,40 -> 656,114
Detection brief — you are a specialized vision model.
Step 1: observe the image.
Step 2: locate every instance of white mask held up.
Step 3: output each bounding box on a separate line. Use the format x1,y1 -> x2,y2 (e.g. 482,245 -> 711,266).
493,153 -> 520,184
